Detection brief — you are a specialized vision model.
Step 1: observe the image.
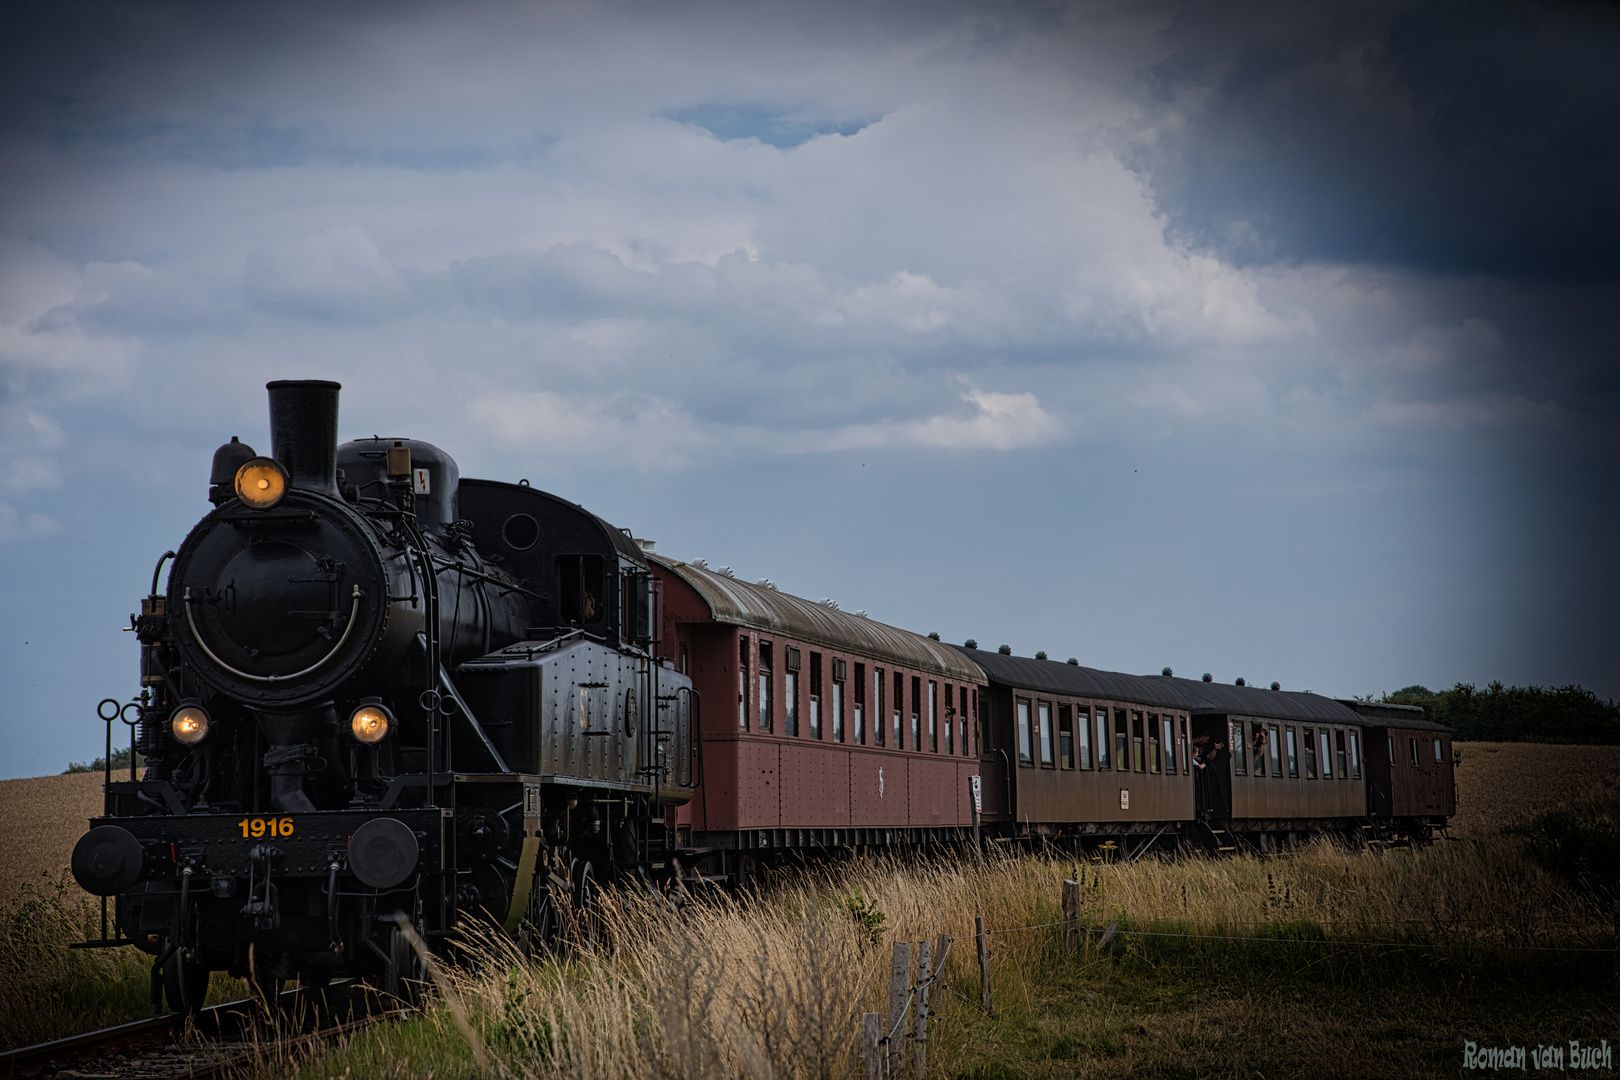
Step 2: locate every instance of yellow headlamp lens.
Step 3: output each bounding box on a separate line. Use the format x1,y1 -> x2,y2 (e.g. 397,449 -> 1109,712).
350,704 -> 392,744
171,706 -> 210,745
234,458 -> 288,509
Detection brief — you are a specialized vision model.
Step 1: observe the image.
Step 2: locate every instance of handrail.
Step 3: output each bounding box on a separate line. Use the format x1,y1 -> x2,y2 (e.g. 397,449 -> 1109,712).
184,585 -> 362,683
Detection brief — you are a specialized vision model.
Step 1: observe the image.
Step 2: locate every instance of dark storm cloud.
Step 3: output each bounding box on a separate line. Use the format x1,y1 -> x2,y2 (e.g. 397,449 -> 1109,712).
1136,0 -> 1620,280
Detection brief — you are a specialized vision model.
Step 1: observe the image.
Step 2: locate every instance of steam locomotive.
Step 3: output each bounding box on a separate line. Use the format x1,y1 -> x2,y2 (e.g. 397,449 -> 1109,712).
71,380 -> 1454,1013
70,381 -> 695,1009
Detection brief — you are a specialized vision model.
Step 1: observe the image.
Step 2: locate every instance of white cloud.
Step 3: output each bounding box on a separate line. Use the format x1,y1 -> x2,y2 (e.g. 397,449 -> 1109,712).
462,390 -> 708,469
0,501 -> 62,543
244,224 -> 408,322
793,387 -> 1064,452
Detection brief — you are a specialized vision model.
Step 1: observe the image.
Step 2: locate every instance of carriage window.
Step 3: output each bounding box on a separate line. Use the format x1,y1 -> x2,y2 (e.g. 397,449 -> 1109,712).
1286,727 -> 1299,777
1148,715 -> 1162,773
874,668 -> 885,746
1303,728 -> 1316,779
1058,706 -> 1073,769
809,652 -> 822,740
960,687 -> 970,756
1115,711 -> 1129,771
854,663 -> 866,744
738,636 -> 750,729
944,684 -> 955,754
1389,735 -> 1396,764
784,647 -> 799,737
1095,709 -> 1110,769
1409,737 -> 1419,766
973,689 -> 983,756
758,643 -> 774,732
1038,702 -> 1054,766
830,658 -> 844,742
1321,731 -> 1333,779
1434,738 -> 1443,762
556,554 -> 605,624
1131,712 -> 1145,773
893,672 -> 905,749
929,681 -> 939,753
911,676 -> 922,751
1336,730 -> 1348,778
1230,720 -> 1247,775
1348,731 -> 1360,778
1180,718 -> 1190,772
1077,708 -> 1093,769
1268,726 -> 1282,777
1162,717 -> 1175,774
1017,698 -> 1034,764
1249,723 -> 1266,776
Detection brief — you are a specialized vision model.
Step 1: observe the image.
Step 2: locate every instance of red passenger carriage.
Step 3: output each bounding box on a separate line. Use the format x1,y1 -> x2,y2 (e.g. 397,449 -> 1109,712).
649,558 -> 985,878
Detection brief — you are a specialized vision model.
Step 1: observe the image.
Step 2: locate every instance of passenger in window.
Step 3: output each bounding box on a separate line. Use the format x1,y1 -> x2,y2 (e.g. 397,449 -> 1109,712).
1250,726 -> 1268,768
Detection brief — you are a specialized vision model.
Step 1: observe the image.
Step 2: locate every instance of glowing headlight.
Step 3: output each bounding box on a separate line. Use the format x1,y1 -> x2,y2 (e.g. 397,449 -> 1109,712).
170,705 -> 210,745
350,703 -> 392,744
234,457 -> 289,510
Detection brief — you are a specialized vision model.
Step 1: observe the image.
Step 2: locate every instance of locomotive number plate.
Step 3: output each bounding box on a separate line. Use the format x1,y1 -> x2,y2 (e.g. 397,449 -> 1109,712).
238,817 -> 295,838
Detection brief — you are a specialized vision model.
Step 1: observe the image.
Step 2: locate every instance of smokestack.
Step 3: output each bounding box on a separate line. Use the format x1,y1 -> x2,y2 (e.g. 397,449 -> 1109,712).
267,380 -> 341,497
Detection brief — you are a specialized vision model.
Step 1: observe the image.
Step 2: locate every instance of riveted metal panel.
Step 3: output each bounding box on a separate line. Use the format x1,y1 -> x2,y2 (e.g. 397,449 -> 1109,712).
849,750 -> 908,828
781,743 -> 852,828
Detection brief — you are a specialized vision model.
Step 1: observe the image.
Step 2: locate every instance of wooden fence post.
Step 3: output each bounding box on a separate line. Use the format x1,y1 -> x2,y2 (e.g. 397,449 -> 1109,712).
1062,878 -> 1080,951
914,939 -> 932,1078
862,1012 -> 882,1080
975,916 -> 991,1015
889,940 -> 912,1075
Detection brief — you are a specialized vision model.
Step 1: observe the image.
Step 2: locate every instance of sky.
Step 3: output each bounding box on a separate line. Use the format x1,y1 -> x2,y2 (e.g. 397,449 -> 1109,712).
1,0 -> 1616,778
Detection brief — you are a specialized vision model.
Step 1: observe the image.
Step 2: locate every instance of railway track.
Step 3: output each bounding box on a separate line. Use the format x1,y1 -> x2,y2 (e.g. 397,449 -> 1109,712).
0,984 -> 403,1080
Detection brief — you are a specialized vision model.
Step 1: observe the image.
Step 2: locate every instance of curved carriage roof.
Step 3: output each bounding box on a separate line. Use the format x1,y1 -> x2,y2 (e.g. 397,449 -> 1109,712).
1173,678 -> 1364,724
958,648 -> 1189,709
960,647 -> 1366,724
652,557 -> 985,684
1335,700 -> 1450,732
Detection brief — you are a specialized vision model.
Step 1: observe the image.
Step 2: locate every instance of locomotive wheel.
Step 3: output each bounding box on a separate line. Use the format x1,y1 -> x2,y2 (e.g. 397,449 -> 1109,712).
385,925 -> 425,1004
161,944 -> 210,1015
566,860 -> 603,952
523,879 -> 562,955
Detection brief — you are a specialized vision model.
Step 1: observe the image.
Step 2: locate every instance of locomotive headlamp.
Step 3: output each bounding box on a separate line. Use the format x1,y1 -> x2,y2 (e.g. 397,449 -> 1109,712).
349,702 -> 392,744
170,705 -> 211,745
233,457 -> 288,510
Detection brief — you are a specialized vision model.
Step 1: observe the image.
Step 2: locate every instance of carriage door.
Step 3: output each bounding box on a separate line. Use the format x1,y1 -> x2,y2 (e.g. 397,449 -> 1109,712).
1190,716 -> 1232,821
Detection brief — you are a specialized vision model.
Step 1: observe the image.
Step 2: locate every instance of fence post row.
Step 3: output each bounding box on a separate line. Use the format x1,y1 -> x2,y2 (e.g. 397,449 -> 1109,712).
975,916 -> 991,1015
862,1012 -> 883,1080
1063,878 -> 1080,951
914,939 -> 931,1078
888,940 -> 912,1075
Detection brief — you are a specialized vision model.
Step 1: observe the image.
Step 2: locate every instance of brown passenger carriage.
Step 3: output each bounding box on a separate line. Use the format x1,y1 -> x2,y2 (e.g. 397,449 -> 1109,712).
649,557 -> 985,878
1339,700 -> 1456,839
957,647 -> 1194,857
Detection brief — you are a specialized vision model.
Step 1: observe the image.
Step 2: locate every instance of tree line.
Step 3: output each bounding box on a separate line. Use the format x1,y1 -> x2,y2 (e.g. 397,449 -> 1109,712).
1382,682 -> 1620,744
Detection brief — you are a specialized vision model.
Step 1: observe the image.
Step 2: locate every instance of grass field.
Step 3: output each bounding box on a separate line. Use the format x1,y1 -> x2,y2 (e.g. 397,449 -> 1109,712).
295,839 -> 1616,1080
4,744 -> 1617,1071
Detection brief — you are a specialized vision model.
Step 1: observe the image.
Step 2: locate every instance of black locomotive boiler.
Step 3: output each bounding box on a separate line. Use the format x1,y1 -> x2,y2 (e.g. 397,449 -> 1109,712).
70,380 -> 695,1009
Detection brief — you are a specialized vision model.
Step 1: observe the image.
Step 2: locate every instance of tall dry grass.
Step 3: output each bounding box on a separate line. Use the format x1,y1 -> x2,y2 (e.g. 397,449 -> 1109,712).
304,836 -> 1607,1080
